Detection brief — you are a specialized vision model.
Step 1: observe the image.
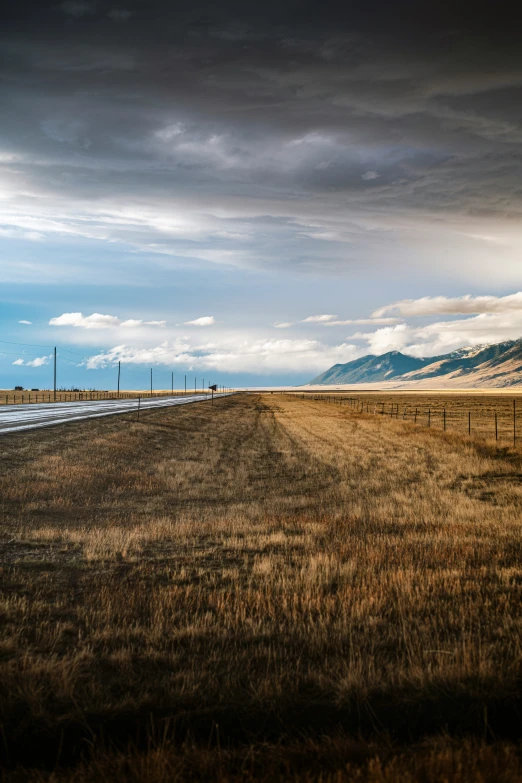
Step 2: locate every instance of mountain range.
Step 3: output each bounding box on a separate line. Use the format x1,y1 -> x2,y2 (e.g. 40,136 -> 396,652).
308,339 -> 522,388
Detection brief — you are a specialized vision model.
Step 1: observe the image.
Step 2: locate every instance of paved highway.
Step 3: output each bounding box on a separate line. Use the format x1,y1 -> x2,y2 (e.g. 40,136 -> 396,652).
0,393 -> 231,435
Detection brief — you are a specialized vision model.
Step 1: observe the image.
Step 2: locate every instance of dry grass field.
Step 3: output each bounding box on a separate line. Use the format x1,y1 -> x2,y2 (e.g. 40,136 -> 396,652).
300,391 -> 522,442
1,393 -> 522,781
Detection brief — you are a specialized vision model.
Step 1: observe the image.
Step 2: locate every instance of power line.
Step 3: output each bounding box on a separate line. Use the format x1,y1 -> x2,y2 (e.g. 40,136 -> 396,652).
1,340 -> 216,389
56,346 -> 89,357
0,350 -> 51,357
0,339 -> 55,349
0,340 -> 197,374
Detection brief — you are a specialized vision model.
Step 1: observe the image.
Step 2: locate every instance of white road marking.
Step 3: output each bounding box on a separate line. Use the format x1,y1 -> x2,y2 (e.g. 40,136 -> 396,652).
0,394 -> 233,435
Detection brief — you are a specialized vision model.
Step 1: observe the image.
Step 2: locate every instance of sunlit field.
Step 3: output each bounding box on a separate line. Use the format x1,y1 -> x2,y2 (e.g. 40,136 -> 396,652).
1,393 -> 522,781
297,390 -> 522,442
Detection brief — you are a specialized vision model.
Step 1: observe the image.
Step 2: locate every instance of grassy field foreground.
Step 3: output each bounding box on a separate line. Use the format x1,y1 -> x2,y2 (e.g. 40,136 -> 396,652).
1,393 -> 522,781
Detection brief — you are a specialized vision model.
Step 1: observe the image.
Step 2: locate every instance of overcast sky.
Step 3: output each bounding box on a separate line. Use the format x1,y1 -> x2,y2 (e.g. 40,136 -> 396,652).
3,0 -> 522,388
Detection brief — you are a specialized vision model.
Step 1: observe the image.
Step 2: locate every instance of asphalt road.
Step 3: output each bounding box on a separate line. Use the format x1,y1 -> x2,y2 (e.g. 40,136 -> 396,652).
0,393 -> 231,435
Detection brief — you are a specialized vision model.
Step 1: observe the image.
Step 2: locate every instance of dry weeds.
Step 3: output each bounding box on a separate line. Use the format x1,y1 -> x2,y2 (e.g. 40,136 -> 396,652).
1,394 -> 522,781
299,390 -> 522,441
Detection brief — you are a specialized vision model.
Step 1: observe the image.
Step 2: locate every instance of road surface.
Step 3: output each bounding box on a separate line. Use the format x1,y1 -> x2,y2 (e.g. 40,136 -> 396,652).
0,394 -> 232,435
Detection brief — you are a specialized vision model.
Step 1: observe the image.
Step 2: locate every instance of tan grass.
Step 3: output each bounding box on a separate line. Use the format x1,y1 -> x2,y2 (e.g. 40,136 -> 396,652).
294,390 -> 522,441
1,394 -> 522,780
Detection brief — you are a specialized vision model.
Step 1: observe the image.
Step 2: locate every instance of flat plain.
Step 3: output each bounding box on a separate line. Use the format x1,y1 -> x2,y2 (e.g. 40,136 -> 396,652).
297,390 -> 522,440
1,393 -> 522,781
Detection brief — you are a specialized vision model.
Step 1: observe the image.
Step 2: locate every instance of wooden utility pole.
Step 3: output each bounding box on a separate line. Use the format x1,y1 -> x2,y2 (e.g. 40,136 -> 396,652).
150,368 -> 152,397
117,361 -> 121,397
53,347 -> 56,401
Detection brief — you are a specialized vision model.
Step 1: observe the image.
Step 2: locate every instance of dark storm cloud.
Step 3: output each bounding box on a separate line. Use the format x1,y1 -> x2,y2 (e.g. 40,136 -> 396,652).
2,0 -> 522,274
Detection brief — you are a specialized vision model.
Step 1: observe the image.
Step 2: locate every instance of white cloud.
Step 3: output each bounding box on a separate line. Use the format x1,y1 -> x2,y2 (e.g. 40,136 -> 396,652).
323,317 -> 401,326
361,171 -> 379,180
406,312 -> 522,356
184,316 -> 216,326
301,314 -> 338,323
351,324 -> 410,355
27,356 -> 50,367
273,322 -> 294,328
13,355 -> 50,367
85,337 -> 358,374
373,292 -> 522,318
49,312 -> 166,329
352,309 -> 522,358
50,312 -> 120,328
0,227 -> 44,242
18,320 -> 32,325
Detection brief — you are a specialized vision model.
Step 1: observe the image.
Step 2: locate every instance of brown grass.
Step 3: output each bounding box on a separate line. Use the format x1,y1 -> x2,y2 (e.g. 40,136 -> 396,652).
297,390 -> 522,442
1,394 -> 522,781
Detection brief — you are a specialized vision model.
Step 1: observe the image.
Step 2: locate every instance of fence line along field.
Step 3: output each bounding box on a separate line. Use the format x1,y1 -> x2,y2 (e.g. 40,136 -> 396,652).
298,391 -> 522,443
1,393 -> 522,781
0,389 -> 227,405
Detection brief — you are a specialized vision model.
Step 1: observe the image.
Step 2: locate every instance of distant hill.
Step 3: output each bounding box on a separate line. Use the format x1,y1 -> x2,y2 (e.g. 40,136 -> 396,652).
308,339 -> 522,388
311,351 -> 428,384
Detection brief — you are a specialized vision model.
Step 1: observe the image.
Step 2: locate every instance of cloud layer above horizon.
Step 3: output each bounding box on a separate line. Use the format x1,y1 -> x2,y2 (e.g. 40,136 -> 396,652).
3,1 -> 522,384
2,0 -> 522,284
28,292 -> 522,376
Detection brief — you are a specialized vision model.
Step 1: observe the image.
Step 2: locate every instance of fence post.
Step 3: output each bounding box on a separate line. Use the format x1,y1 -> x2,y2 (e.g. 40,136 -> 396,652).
137,396 -> 141,422
514,400 -> 516,447
428,408 -> 431,428
468,411 -> 471,436
443,408 -> 446,431
495,411 -> 498,442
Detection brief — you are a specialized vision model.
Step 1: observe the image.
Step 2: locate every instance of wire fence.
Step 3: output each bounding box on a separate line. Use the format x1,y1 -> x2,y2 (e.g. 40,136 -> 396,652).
295,392 -> 521,446
0,389 -> 229,406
